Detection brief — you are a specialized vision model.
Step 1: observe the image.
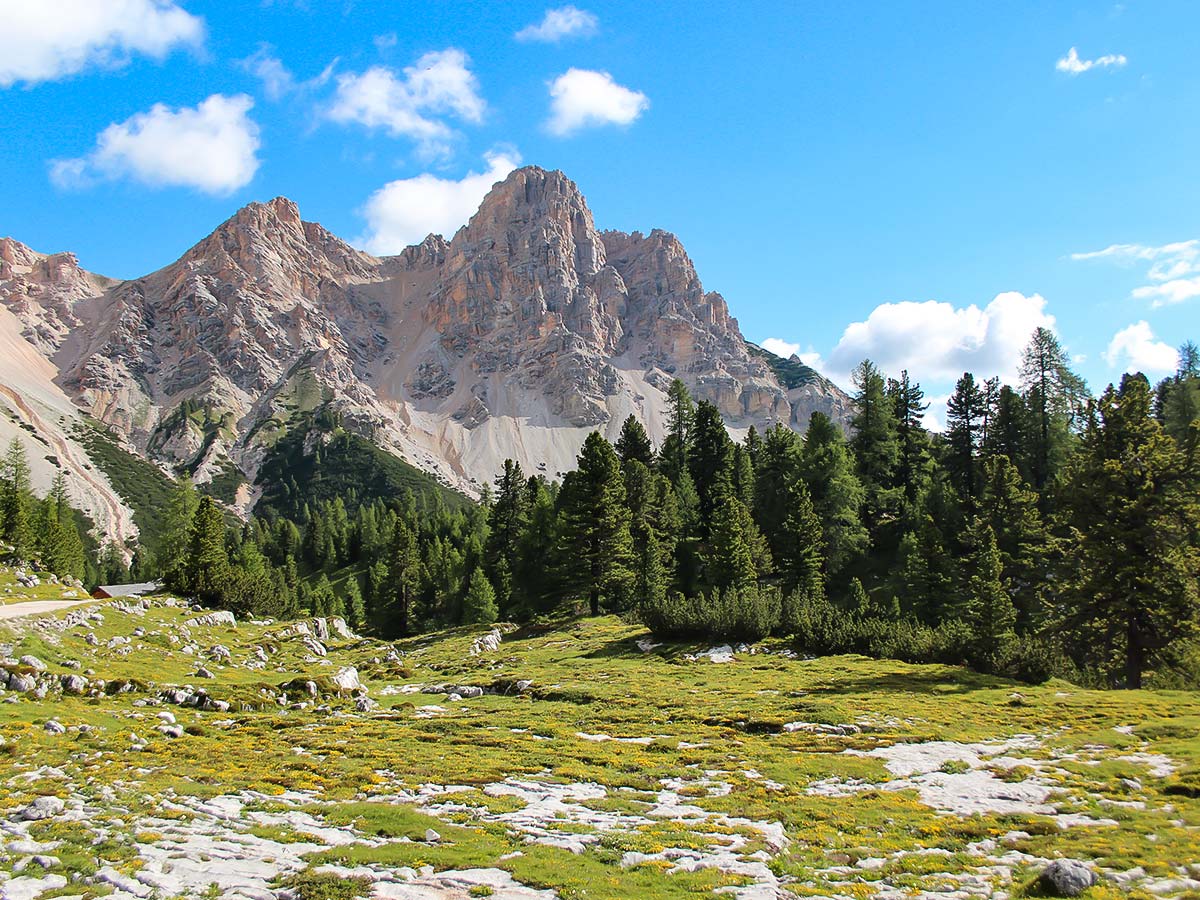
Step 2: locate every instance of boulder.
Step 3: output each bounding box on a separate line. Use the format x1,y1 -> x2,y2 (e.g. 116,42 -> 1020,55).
43,720 -> 66,735
184,611 -> 236,628
19,655 -> 47,671
7,672 -> 37,693
194,667 -> 215,679
17,796 -> 64,821
331,667 -> 360,692
60,674 -> 88,695
1038,860 -> 1096,897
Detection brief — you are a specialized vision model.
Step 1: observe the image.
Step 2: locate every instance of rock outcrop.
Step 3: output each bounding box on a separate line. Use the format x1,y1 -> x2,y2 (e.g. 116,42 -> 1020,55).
0,166 -> 850,511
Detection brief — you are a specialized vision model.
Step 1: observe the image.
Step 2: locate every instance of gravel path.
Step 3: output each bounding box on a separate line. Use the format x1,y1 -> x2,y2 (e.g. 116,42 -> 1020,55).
0,599 -> 96,620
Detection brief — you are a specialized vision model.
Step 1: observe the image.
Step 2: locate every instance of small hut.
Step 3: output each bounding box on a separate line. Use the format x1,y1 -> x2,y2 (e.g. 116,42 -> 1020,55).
91,581 -> 159,600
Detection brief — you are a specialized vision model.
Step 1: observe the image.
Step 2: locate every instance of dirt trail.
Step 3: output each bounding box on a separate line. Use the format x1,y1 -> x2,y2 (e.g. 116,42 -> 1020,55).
0,383 -> 136,546
0,599 -> 96,620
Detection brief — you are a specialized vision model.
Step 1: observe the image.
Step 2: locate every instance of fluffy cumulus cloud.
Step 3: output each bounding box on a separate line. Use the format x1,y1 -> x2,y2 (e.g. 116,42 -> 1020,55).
0,0 -> 203,87
50,94 -> 261,195
328,49 -> 485,157
516,6 -> 599,42
826,292 -> 1056,387
1071,240 -> 1200,307
1104,321 -> 1179,376
546,68 -> 649,136
1055,46 -> 1127,75
358,151 -> 520,255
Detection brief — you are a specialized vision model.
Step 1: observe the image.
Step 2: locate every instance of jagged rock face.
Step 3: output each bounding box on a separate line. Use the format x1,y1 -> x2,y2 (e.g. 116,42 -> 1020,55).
0,167 -> 851,506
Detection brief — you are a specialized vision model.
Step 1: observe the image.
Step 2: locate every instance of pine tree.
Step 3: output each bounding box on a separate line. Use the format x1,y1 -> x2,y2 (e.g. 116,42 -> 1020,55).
615,415 -> 655,468
688,400 -> 734,528
799,412 -> 868,575
849,360 -> 901,531
1019,327 -> 1088,491
485,459 -> 529,614
559,432 -> 634,616
0,438 -> 33,559
1163,340 -> 1200,442
778,479 -> 824,600
183,496 -> 229,607
1060,374 -> 1200,688
945,372 -> 985,502
977,455 -> 1047,632
381,520 -> 421,636
890,370 -> 932,506
752,423 -> 802,560
659,379 -> 694,486
963,522 -> 1017,667
983,385 -> 1029,476
344,577 -> 366,629
513,477 -> 562,615
462,567 -> 499,624
704,473 -> 764,592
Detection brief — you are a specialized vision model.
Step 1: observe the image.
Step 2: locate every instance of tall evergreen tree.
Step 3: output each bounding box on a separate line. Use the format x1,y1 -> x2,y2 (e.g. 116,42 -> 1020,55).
0,438 -> 33,559
485,459 -> 529,615
799,412 -> 868,575
688,400 -> 734,527
659,379 -> 695,486
462,567 -> 499,624
615,415 -> 655,468
559,432 -> 634,616
182,496 -> 230,606
963,522 -> 1017,667
945,372 -> 985,502
890,370 -> 932,506
1019,327 -> 1088,491
1060,374 -> 1200,688
381,520 -> 421,637
849,360 -> 901,531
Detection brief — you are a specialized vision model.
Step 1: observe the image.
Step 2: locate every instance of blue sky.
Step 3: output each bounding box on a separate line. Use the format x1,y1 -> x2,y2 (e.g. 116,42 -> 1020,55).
2,0 -> 1198,421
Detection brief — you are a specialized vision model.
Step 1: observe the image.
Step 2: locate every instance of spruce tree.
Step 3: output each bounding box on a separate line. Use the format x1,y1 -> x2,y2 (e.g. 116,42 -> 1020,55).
977,455 -> 1047,632
1019,327 -> 1088,491
0,438 -> 33,559
704,473 -> 764,591
381,520 -> 421,636
945,372 -> 985,502
462,567 -> 499,624
659,379 -> 694,487
183,496 -> 229,607
615,415 -> 655,468
849,360 -> 901,531
1060,374 -> 1200,688
799,412 -> 868,574
964,522 -> 1017,668
890,370 -> 932,506
688,400 -> 734,528
559,432 -> 634,616
485,459 -> 529,615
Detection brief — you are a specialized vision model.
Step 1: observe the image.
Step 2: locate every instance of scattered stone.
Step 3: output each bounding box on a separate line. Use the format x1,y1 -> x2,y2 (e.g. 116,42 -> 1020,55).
184,611 -> 236,628
331,667 -> 360,691
425,828 -> 442,843
18,654 -> 47,671
59,674 -> 88,694
16,796 -> 65,821
1039,860 -> 1097,897
470,628 -> 502,655
194,667 -> 215,679
43,720 -> 66,735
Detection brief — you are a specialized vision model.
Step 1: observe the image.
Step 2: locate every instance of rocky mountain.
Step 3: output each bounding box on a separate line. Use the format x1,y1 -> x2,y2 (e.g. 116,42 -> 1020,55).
0,166 -> 850,539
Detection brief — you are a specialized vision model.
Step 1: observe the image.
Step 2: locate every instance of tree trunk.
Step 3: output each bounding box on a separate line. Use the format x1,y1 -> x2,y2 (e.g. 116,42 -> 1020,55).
1126,612 -> 1143,690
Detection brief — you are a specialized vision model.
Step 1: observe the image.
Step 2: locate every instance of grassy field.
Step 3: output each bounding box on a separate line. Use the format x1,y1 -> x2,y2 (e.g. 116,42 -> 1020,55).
1,573 -> 1198,899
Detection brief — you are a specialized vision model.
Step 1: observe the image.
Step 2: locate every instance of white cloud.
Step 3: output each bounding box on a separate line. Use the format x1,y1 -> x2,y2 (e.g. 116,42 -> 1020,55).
50,93 -> 260,195
328,49 -> 485,157
0,0 -> 203,87
760,338 -> 800,358
1055,46 -> 1127,75
358,151 -> 520,255
516,6 -> 598,42
1104,321 -> 1178,375
1071,239 -> 1200,307
826,292 -> 1057,387
546,68 -> 648,136
240,45 -> 294,100
239,45 -> 336,101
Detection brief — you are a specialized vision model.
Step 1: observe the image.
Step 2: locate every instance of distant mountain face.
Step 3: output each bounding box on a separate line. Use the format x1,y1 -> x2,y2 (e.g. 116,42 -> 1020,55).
0,166 -> 850,536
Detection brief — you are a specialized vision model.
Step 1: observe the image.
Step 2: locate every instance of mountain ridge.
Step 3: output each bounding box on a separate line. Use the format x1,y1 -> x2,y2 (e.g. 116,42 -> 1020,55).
0,165 -> 851,537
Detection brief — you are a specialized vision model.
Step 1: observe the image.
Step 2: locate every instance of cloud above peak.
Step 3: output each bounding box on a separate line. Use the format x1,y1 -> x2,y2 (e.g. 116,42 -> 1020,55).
1055,46 -> 1127,75
0,0 -> 204,88
328,49 -> 485,157
546,68 -> 648,136
516,6 -> 598,43
826,292 -> 1057,387
50,93 -> 260,195
358,151 -> 520,255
